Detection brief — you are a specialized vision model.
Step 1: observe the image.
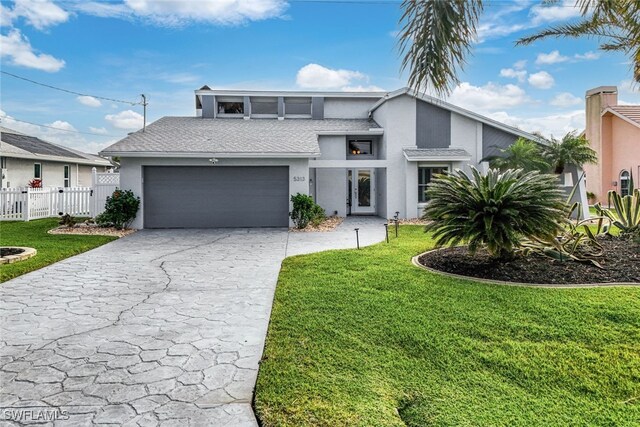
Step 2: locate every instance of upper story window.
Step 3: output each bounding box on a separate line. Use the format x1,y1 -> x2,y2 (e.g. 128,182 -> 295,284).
217,97 -> 244,115
250,97 -> 278,116
349,139 -> 372,155
284,97 -> 311,116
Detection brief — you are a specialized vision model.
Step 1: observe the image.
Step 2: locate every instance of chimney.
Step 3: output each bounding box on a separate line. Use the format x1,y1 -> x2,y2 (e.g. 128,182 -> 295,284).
585,86 -> 617,147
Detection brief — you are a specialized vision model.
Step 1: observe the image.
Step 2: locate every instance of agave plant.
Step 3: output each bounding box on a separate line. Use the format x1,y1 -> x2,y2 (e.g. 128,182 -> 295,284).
595,189 -> 640,237
422,167 -> 567,259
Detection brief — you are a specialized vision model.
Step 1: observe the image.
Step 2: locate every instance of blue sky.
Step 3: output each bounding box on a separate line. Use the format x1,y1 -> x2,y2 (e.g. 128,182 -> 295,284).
1,0 -> 638,154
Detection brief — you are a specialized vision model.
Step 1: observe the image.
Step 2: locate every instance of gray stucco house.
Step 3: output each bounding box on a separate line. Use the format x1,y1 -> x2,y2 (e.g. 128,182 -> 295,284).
101,87 -> 587,229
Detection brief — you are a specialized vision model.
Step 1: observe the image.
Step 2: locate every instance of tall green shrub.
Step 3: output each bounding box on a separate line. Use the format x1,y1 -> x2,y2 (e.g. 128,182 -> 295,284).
95,189 -> 140,229
422,167 -> 567,259
290,193 -> 325,229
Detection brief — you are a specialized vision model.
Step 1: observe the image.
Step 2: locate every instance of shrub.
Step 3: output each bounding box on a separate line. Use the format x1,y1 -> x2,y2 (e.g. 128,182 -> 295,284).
59,214 -> 77,228
310,204 -> 326,227
595,189 -> 640,238
290,193 -> 325,229
95,189 -> 140,229
422,167 -> 567,259
27,179 -> 42,188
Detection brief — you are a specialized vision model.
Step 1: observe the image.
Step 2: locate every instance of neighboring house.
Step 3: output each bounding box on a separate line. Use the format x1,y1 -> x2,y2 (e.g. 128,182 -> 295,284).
1,127 -> 112,188
102,87 -> 587,229
584,86 -> 640,204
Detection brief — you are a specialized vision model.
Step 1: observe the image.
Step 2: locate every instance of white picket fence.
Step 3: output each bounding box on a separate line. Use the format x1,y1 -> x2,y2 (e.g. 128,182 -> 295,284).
0,169 -> 119,221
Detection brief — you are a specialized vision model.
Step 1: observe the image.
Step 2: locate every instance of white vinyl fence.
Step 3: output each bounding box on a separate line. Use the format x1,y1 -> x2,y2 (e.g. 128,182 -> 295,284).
0,169 -> 119,221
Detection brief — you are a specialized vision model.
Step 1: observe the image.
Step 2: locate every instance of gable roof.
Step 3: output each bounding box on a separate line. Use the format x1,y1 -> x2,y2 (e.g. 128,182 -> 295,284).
602,106 -> 640,130
369,87 -> 543,142
101,117 -> 381,157
0,127 -> 112,166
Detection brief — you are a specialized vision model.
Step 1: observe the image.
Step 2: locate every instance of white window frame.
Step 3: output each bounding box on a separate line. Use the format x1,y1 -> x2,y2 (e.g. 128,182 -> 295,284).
64,165 -> 70,188
34,163 -> 42,179
418,164 -> 449,204
620,170 -> 630,197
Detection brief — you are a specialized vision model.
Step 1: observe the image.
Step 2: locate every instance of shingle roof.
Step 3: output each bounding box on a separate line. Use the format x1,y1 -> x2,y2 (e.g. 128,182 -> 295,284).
1,130 -> 84,159
608,106 -> 640,127
101,117 -> 380,156
403,148 -> 472,161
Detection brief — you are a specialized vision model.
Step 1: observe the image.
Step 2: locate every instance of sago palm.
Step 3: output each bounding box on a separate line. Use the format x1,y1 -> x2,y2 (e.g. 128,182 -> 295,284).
422,167 -> 567,259
540,131 -> 598,174
481,137 -> 550,172
399,0 -> 640,94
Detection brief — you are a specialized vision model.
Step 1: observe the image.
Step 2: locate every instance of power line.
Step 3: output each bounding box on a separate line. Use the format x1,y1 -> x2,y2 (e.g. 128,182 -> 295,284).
1,117 -> 124,137
1,71 -> 142,106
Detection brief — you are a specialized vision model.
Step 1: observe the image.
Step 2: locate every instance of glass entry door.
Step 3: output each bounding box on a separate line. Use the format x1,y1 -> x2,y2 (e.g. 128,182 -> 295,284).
350,168 -> 376,214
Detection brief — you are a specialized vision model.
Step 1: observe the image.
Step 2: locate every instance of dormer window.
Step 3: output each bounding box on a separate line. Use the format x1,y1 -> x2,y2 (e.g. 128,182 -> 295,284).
217,97 -> 244,115
349,139 -> 372,155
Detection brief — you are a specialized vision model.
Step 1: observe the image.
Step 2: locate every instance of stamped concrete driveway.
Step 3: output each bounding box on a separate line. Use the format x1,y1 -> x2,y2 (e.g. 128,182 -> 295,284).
0,218 -> 385,426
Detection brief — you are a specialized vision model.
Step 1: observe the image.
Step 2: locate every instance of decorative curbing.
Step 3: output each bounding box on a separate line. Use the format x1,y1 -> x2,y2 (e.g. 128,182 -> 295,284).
411,249 -> 640,289
0,246 -> 37,264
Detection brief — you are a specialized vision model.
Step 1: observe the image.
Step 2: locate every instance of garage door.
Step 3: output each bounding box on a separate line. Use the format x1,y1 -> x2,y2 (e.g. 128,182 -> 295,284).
143,166 -> 289,228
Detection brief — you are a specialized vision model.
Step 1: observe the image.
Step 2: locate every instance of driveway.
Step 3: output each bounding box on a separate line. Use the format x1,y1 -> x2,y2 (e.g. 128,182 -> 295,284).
0,217 -> 385,426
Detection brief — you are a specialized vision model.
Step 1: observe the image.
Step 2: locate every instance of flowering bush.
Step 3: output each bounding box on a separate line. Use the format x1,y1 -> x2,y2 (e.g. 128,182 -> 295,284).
27,179 -> 42,188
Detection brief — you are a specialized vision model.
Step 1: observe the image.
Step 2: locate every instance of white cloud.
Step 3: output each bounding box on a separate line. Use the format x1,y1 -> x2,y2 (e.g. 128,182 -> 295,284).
550,92 -> 582,107
500,68 -> 527,83
536,50 -> 569,65
489,109 -> 585,138
530,0 -> 582,24
77,96 -> 102,108
0,29 -> 65,72
10,0 -> 69,30
105,110 -> 144,130
341,85 -> 385,92
448,82 -> 530,111
89,127 -> 109,135
75,0 -> 288,26
476,22 -> 527,43
528,71 -> 554,89
513,59 -> 527,70
296,63 -> 368,90
574,51 -> 599,60
0,109 -> 113,154
156,72 -> 201,85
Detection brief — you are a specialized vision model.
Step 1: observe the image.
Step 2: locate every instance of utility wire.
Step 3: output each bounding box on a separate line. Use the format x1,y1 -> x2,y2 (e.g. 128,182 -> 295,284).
1,71 -> 142,106
0,117 -> 124,137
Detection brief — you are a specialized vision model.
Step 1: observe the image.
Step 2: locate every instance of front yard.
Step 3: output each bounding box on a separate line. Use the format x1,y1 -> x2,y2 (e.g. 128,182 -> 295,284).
255,226 -> 640,426
0,219 -> 116,282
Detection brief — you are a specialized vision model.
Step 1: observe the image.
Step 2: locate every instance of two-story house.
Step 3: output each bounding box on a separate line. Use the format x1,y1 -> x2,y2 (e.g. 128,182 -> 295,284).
101,87 -> 587,228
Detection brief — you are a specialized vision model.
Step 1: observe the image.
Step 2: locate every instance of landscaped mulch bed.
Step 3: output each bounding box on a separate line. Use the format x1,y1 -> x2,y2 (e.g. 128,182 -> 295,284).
418,236 -> 640,285
289,216 -> 344,232
48,226 -> 136,238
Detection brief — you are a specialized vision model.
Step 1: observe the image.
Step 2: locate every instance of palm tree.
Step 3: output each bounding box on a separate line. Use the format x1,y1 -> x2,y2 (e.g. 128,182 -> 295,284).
540,131 -> 598,175
481,137 -> 550,172
399,0 -> 640,95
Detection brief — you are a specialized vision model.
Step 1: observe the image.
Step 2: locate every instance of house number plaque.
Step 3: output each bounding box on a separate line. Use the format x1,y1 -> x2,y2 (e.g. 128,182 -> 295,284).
293,176 -> 306,182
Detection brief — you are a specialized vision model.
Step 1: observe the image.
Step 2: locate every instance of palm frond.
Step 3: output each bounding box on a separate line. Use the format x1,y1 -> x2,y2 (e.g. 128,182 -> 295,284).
398,0 -> 483,96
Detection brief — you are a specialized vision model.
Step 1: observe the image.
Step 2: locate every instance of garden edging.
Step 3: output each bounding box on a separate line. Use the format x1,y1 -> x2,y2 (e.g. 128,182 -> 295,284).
412,249 -> 640,288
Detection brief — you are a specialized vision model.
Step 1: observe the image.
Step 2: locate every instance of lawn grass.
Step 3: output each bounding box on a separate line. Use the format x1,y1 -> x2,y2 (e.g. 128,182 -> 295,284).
0,219 -> 116,283
255,226 -> 640,426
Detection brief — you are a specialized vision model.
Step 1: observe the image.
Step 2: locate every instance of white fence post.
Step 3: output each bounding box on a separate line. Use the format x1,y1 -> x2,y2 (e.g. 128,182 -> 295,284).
90,167 -> 97,217
23,188 -> 30,221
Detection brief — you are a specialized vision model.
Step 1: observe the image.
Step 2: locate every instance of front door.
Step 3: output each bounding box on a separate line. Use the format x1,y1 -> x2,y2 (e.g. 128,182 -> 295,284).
349,168 -> 376,214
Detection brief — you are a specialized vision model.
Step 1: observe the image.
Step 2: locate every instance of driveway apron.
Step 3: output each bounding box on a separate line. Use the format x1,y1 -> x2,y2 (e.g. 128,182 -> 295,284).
0,229 -> 288,426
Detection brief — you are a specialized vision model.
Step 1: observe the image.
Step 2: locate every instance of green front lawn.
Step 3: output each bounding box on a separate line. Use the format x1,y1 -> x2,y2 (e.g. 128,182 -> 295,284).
1,219 -> 116,283
255,226 -> 640,426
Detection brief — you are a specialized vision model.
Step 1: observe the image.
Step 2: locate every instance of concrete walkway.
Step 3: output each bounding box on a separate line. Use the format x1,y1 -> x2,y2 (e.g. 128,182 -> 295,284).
0,217 -> 385,426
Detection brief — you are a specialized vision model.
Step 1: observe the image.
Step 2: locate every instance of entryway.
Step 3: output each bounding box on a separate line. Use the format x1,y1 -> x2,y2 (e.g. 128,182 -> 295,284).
347,168 -> 376,214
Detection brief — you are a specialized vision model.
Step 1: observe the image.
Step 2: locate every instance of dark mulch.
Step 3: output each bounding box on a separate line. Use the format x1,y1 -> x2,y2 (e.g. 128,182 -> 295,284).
1,248 -> 25,257
419,236 -> 640,285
